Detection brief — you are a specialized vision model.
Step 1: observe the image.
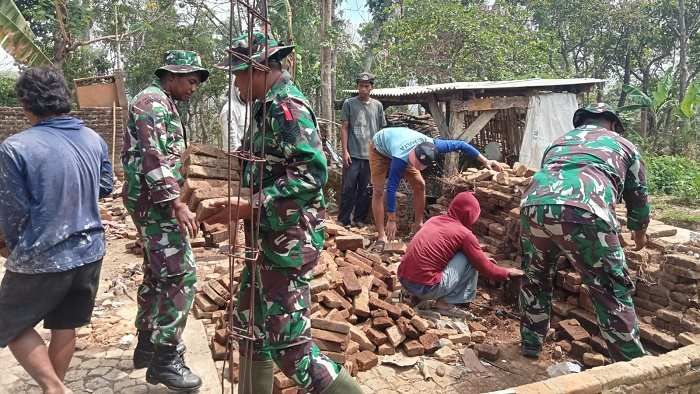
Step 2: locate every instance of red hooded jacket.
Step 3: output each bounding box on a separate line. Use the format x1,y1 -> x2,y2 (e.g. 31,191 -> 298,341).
397,192 -> 510,285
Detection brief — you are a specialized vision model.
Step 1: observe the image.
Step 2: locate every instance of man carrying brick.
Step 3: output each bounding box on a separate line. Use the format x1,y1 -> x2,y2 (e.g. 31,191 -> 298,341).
519,103 -> 651,362
370,126 -> 503,250
122,50 -> 209,391
398,192 -> 523,317
215,32 -> 363,394
0,67 -> 113,394
338,72 -> 386,227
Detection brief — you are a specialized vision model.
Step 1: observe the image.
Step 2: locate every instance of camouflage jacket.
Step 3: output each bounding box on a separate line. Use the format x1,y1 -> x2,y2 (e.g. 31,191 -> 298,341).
521,125 -> 651,231
244,71 -> 327,247
121,79 -> 185,219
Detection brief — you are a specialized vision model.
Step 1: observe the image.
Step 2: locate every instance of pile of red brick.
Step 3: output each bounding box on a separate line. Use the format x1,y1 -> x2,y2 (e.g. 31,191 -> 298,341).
192,223 -> 477,391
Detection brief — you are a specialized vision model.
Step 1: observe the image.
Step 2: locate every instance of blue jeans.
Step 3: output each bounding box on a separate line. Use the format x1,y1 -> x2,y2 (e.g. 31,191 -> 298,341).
400,252 -> 479,304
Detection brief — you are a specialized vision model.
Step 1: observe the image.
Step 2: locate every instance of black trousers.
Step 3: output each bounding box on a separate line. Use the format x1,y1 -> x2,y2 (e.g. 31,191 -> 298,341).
338,158 -> 370,225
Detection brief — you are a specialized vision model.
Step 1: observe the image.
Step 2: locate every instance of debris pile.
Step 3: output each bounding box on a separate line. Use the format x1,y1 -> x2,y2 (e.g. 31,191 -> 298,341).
440,165 -> 700,366
386,113 -> 440,138
192,223 -> 482,390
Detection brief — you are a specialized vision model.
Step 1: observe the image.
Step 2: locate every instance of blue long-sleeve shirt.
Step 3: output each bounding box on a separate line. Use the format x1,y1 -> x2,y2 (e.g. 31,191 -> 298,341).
372,127 -> 480,213
0,116 -> 113,274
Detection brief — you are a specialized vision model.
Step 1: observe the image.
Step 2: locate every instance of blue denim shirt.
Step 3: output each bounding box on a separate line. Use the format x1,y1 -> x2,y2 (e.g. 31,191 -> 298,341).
0,116 -> 113,273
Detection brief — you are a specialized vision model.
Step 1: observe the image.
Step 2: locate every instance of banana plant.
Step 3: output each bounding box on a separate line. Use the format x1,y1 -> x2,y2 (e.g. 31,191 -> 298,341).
0,0 -> 51,66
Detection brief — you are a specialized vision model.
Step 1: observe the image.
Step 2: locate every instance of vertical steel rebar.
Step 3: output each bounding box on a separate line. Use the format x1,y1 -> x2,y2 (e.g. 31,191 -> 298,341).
220,1 -> 272,392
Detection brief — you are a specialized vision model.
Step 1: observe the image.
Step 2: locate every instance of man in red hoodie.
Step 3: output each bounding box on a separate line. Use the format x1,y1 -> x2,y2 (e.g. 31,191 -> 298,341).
398,192 -> 523,316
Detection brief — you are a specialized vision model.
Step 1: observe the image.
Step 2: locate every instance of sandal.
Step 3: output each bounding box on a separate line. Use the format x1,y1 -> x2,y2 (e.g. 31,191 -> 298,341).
370,239 -> 386,253
434,305 -> 470,319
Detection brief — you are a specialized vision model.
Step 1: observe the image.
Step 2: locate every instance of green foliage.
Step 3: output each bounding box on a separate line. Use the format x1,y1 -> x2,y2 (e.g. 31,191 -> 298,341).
644,155 -> 700,201
0,73 -> 18,106
0,0 -> 51,65
373,0 -> 552,85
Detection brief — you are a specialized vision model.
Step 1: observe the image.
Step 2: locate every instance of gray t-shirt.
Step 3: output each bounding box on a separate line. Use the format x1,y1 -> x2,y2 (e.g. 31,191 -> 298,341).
341,96 -> 386,159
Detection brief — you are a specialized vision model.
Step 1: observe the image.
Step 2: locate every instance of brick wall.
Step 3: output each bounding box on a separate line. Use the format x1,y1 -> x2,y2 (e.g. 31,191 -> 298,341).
500,344 -> 700,393
0,107 -> 125,175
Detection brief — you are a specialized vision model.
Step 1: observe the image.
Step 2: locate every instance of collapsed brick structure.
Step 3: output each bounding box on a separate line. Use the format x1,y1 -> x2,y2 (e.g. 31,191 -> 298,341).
441,164 -> 700,367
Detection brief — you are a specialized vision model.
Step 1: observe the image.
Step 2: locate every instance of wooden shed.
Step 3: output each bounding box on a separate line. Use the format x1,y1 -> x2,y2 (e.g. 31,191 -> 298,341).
343,78 -> 603,175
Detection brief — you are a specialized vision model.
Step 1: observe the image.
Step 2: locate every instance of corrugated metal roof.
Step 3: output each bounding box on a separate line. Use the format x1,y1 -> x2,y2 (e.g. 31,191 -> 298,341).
343,78 -> 604,97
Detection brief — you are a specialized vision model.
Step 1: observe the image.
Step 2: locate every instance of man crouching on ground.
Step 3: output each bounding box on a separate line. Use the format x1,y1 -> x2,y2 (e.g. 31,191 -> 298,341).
398,192 -> 522,317
0,67 -> 113,394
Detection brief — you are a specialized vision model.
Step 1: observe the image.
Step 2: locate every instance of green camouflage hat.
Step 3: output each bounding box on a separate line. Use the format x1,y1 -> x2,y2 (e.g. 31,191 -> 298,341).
215,32 -> 294,72
155,50 -> 210,82
573,102 -> 624,133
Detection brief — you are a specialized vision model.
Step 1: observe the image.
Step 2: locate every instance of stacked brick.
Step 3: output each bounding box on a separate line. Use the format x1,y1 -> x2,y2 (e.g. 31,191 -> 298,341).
441,163 -> 534,262
0,107 -> 125,175
192,223 -> 473,391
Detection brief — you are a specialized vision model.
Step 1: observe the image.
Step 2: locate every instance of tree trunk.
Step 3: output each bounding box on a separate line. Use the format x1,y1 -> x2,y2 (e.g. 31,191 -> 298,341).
319,0 -> 333,142
678,0 -> 689,101
53,0 -> 69,68
618,51 -> 632,108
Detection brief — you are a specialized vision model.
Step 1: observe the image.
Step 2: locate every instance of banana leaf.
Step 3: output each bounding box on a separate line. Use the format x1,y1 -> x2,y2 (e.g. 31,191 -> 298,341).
0,0 -> 51,66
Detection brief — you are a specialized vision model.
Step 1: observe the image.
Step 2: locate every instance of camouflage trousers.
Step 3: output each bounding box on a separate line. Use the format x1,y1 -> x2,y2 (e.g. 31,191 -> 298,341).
519,204 -> 645,362
133,207 -> 197,347
233,228 -> 340,393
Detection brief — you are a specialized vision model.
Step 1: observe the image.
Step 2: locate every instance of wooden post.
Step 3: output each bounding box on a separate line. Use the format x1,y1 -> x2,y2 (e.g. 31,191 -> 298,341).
111,101 -> 117,167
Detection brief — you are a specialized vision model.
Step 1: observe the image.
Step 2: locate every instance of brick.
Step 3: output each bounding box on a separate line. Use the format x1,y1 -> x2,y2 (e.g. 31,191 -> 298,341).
336,235 -> 364,251
559,319 -> 591,342
579,287 -> 595,314
410,316 -> 431,333
371,309 -> 388,318
552,301 -> 576,317
377,343 -> 395,355
657,308 -> 684,325
211,339 -> 228,361
396,317 -> 420,339
324,351 -> 347,364
314,338 -> 344,353
571,340 -> 593,360
326,308 -> 350,322
590,336 -> 608,355
383,241 -> 407,254
311,318 -> 350,335
582,352 -> 606,367
403,340 -> 425,357
474,343 -> 500,361
346,340 -> 359,355
386,325 -> 406,348
310,278 -> 330,294
319,290 -> 353,311
353,276 -> 373,318
663,264 -> 700,280
639,323 -> 679,350
202,282 -> 228,307
341,268 -> 362,296
419,333 -> 440,354
667,254 -> 700,271
372,317 -> 394,330
678,332 -> 700,346
555,340 -> 572,353
471,331 -> 486,343
355,351 -> 378,371
365,327 -> 388,346
274,373 -> 295,389
195,293 -> 220,312
369,296 -> 401,319
310,328 -> 349,348
349,326 -> 375,351
569,309 -> 599,333
468,322 -> 488,332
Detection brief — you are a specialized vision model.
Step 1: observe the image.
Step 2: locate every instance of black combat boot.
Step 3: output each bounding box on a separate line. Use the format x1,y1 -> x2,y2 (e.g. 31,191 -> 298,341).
133,331 -> 154,369
146,345 -> 202,392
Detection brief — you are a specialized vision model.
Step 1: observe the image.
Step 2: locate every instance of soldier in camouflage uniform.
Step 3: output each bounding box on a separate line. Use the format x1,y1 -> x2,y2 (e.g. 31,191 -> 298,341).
519,103 -> 651,362
121,50 -> 209,391
215,32 -> 363,394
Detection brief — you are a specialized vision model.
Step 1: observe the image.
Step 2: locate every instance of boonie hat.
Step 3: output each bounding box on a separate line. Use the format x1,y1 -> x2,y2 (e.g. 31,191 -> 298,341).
155,50 -> 210,82
216,32 -> 295,73
573,102 -> 624,133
